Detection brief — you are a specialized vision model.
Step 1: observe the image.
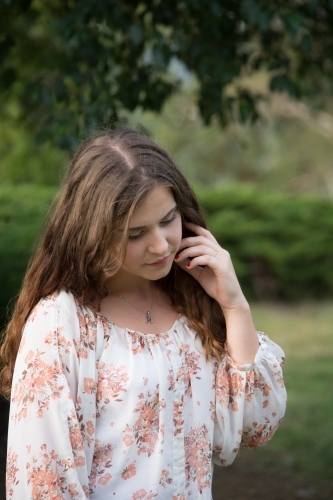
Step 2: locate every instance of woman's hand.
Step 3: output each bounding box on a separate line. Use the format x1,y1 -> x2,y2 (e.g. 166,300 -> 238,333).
175,222 -> 259,364
174,221 -> 247,313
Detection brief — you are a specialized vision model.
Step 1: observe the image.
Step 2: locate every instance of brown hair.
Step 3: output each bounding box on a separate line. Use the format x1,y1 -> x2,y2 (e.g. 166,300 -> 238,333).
0,127 -> 225,398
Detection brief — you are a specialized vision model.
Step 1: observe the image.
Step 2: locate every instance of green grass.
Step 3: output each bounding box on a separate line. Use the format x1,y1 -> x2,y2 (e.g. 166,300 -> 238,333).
248,302 -> 333,480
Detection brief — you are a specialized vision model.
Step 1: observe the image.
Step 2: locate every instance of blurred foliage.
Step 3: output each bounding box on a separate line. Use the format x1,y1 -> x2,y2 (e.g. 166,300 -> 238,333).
132,85 -> 333,197
1,1 -> 333,146
249,302 -> 333,482
1,183 -> 333,329
198,184 -> 333,300
0,184 -> 55,325
0,107 -> 66,185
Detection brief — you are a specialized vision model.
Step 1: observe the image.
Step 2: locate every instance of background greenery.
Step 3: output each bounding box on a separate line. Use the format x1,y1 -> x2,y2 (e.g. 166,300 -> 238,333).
250,302 -> 333,481
1,1 -> 333,497
2,180 -> 333,326
212,301 -> 333,499
2,1 -> 333,147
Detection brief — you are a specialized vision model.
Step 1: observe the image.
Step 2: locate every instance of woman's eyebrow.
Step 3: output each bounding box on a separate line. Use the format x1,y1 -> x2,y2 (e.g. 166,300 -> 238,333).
129,205 -> 177,231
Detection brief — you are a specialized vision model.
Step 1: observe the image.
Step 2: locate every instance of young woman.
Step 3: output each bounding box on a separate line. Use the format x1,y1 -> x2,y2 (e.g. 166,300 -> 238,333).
1,128 -> 286,500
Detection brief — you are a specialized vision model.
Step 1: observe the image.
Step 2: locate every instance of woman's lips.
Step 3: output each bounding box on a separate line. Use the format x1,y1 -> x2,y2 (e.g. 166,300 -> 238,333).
146,255 -> 170,267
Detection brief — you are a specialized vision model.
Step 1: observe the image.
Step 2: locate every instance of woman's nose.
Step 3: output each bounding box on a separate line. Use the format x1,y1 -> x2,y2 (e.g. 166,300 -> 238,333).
148,229 -> 169,255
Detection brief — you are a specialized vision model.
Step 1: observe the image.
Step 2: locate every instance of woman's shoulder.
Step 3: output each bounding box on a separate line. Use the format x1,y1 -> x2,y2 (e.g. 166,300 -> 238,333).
26,290 -> 81,327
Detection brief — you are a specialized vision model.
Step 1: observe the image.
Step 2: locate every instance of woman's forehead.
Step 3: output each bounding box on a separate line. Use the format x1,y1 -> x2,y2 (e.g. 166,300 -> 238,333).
129,186 -> 176,228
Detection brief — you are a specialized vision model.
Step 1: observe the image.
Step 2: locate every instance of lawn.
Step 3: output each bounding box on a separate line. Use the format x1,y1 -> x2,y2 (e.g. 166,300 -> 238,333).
212,302 -> 333,500
250,301 -> 333,480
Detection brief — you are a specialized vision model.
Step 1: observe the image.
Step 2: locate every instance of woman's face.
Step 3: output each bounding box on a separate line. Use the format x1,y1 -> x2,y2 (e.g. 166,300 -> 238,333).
119,185 -> 182,281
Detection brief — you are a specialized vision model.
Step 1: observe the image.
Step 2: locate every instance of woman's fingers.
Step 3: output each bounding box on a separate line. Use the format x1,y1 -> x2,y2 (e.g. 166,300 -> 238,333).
183,221 -> 217,242
178,236 -> 217,253
174,256 -> 206,281
175,244 -> 218,262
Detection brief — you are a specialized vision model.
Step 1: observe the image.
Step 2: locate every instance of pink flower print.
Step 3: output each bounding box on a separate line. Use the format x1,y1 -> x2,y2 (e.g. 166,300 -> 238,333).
159,468 -> 172,489
11,350 -> 63,421
128,332 -> 146,355
185,350 -> 201,377
90,440 -> 114,493
69,427 -> 83,450
83,377 -> 96,394
68,483 -> 79,498
98,473 -> 112,485
55,334 -> 72,359
210,401 -> 216,422
217,365 -> 245,411
132,388 -> 163,457
67,409 -> 84,456
96,362 -> 129,405
6,448 -> 19,497
241,420 -> 280,449
73,311 -> 96,358
26,445 -> 81,500
185,424 -> 212,494
245,370 -> 272,404
167,372 -> 175,391
123,434 -> 133,447
86,420 -> 95,436
215,366 -> 229,408
121,462 -> 137,480
77,348 -> 88,359
173,397 -> 185,437
133,489 -> 147,499
74,456 -> 86,467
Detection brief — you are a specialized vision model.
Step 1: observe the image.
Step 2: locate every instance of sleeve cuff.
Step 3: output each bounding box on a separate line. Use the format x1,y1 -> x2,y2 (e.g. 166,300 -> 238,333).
225,332 -> 269,372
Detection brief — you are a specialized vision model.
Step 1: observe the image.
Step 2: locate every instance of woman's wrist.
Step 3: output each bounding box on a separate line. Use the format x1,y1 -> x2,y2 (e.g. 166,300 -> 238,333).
220,297 -> 251,319
221,299 -> 260,365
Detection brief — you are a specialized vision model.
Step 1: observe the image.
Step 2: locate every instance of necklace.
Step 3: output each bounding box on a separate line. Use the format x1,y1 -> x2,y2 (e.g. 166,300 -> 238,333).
110,289 -> 154,324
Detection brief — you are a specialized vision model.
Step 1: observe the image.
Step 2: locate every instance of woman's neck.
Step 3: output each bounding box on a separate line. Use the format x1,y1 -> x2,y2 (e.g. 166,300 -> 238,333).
105,273 -> 156,301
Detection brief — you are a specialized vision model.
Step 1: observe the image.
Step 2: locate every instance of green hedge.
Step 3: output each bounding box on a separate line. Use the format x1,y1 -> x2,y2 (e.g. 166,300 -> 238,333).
196,184 -> 333,300
0,184 -> 56,324
1,183 -> 333,326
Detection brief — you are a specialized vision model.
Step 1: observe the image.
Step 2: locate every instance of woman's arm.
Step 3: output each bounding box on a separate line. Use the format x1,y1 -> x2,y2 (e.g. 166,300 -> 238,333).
7,292 -> 95,499
213,332 -> 286,465
175,221 -> 259,363
175,222 -> 286,465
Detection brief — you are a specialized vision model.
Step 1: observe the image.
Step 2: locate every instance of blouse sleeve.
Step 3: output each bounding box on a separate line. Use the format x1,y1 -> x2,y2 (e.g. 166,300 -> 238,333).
6,291 -> 98,499
212,332 -> 287,467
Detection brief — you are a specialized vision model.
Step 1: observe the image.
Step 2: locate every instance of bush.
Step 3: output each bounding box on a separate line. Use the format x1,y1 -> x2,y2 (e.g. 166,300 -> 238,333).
196,183 -> 333,300
0,184 -> 56,325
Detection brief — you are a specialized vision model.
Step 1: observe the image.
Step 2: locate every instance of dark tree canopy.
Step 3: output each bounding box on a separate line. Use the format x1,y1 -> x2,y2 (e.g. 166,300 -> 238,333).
1,0 -> 333,147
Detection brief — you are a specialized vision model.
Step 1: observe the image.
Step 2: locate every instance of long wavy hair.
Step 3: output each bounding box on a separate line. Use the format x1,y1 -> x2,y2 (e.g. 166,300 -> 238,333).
0,127 -> 226,398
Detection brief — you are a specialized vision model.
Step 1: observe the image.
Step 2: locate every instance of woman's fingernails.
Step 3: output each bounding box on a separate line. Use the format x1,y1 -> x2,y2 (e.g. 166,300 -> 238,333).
186,263 -> 191,268
174,253 -> 180,260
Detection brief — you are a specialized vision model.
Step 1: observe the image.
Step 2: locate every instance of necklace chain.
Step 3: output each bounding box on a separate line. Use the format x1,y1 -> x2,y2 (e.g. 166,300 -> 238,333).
110,290 -> 154,324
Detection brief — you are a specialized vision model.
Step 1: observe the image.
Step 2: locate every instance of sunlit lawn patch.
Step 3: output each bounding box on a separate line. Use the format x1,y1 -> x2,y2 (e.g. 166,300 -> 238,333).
248,302 -> 333,480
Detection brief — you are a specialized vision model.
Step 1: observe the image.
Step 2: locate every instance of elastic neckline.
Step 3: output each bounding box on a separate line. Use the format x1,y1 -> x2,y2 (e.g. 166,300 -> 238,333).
94,311 -> 183,337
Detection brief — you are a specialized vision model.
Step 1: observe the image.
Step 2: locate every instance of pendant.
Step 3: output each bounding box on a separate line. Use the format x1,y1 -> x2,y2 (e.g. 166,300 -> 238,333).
145,311 -> 153,323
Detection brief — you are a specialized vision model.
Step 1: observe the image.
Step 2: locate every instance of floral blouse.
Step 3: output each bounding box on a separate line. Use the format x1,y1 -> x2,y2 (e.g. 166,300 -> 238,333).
7,291 -> 286,500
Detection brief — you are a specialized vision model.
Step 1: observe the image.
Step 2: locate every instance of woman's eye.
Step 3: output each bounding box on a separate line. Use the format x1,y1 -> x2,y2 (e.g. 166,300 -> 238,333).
128,232 -> 144,240
128,214 -> 177,240
161,215 -> 177,226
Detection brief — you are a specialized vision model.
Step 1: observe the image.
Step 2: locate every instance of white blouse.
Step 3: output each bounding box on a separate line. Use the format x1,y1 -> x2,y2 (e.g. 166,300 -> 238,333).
7,291 -> 286,500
